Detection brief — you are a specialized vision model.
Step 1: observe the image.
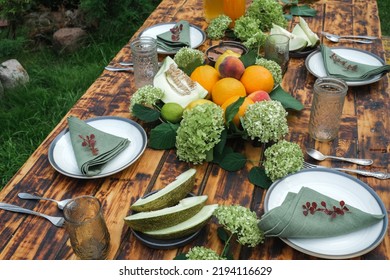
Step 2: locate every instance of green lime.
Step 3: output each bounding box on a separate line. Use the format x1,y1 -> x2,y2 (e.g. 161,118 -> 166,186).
161,102 -> 184,123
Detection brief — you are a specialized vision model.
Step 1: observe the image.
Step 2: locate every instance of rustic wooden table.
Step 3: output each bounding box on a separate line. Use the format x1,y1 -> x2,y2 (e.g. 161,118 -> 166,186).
0,0 -> 388,260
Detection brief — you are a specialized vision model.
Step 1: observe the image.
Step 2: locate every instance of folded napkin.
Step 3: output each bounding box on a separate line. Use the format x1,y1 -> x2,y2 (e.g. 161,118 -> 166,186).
321,44 -> 390,81
156,20 -> 191,52
259,187 -> 384,238
67,116 -> 130,176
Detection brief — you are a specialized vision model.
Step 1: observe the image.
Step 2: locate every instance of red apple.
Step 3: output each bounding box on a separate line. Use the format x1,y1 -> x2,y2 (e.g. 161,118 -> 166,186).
248,90 -> 271,102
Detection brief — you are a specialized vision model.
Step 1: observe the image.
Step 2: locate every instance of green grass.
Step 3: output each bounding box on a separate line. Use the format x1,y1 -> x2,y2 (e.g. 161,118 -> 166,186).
378,0 -> 390,36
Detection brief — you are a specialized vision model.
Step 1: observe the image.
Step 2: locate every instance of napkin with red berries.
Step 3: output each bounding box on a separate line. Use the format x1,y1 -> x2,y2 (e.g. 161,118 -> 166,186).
259,187 -> 385,238
67,116 -> 130,176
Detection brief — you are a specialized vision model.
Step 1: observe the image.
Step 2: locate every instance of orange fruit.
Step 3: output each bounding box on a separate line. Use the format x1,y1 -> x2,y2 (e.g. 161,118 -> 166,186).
211,77 -> 246,106
221,96 -> 254,127
240,65 -> 275,94
190,65 -> 220,95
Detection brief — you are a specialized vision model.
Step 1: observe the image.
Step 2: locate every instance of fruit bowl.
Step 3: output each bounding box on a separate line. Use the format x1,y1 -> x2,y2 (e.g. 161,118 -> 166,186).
206,41 -> 248,66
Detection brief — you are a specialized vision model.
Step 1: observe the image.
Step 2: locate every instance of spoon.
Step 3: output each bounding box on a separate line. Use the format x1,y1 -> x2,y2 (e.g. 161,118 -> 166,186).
324,34 -> 373,44
306,148 -> 373,166
18,193 -> 72,210
321,31 -> 378,40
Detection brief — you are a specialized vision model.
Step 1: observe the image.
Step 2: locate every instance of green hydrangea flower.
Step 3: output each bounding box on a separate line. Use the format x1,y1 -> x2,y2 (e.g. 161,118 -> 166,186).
176,103 -> 225,164
233,16 -> 267,49
206,14 -> 232,40
129,85 -> 164,113
246,0 -> 288,31
173,47 -> 205,70
263,140 -> 304,182
215,205 -> 265,247
255,57 -> 283,85
186,246 -> 226,260
242,100 -> 289,143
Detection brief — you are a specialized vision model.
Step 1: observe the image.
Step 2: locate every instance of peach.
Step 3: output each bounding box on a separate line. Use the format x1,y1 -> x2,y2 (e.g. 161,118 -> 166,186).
217,56 -> 245,80
248,90 -> 271,102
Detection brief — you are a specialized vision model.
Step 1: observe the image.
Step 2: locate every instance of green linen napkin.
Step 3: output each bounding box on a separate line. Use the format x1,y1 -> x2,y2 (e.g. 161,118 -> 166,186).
259,187 -> 384,238
321,44 -> 390,81
156,20 -> 191,52
67,116 -> 130,176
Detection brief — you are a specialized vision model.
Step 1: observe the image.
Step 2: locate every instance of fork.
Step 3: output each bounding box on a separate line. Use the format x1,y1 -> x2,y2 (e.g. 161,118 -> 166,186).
302,162 -> 389,180
0,202 -> 65,227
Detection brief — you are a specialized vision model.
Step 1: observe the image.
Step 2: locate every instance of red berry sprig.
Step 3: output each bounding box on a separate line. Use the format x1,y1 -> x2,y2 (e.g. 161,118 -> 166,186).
302,200 -> 350,219
79,134 -> 99,155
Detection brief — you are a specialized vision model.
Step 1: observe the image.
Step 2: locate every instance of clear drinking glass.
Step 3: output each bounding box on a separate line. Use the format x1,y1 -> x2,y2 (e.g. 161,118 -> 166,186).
63,195 -> 110,260
309,77 -> 348,142
203,0 -> 224,22
130,36 -> 159,89
264,34 -> 290,74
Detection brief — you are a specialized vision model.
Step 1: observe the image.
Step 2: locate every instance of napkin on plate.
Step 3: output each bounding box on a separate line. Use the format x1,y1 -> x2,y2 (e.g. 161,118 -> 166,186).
67,116 -> 130,176
156,20 -> 191,52
320,44 -> 390,81
259,187 -> 384,238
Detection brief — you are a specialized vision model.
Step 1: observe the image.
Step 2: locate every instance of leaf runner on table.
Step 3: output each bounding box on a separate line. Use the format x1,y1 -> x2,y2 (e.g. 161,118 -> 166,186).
67,116 -> 130,176
320,44 -> 390,81
156,20 -> 191,52
258,187 -> 384,238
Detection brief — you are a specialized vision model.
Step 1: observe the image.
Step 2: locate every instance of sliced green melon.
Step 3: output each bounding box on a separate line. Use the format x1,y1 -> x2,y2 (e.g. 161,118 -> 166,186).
153,57 -> 208,108
292,24 -> 312,48
124,195 -> 208,232
298,17 -> 320,47
143,204 -> 218,239
270,24 -> 308,52
130,168 -> 196,212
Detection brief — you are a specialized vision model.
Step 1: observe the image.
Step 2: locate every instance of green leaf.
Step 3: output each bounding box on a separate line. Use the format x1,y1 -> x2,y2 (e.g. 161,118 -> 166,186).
219,153 -> 247,172
149,123 -> 179,150
270,85 -> 304,111
213,144 -> 234,165
248,167 -> 273,189
217,227 -> 230,242
179,60 -> 204,76
290,5 -> 317,17
173,253 -> 188,260
240,49 -> 257,68
215,129 -> 228,155
225,97 -> 244,125
132,104 -> 161,122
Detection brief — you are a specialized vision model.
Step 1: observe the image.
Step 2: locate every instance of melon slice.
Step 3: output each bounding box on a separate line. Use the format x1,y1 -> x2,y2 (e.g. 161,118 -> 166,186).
270,24 -> 308,52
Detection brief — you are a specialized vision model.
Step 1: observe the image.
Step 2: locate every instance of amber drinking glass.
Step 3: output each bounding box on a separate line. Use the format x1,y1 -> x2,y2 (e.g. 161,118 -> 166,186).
64,196 -> 110,260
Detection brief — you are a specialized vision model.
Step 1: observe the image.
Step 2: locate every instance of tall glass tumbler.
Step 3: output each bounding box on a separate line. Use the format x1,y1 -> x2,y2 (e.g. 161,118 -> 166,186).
309,77 -> 348,142
130,36 -> 159,89
264,34 -> 290,74
64,196 -> 110,260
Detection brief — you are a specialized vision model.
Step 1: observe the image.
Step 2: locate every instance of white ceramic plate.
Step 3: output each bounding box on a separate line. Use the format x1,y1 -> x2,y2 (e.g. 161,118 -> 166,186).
139,22 -> 206,54
264,169 -> 388,259
305,47 -> 386,86
48,116 -> 147,179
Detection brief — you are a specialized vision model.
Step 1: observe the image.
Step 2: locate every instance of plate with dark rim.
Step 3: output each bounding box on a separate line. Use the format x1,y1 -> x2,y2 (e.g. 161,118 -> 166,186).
48,116 -> 147,179
130,192 -> 203,249
139,22 -> 206,55
305,47 -> 386,86
264,169 -> 388,259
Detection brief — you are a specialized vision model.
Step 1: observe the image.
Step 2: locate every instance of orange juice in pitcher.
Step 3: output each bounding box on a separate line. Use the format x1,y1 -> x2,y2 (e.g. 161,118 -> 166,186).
223,0 -> 246,26
203,0 -> 225,22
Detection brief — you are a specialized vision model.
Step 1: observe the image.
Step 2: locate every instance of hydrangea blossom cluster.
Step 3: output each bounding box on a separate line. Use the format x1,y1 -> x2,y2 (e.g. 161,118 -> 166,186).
129,85 -> 164,113
173,47 -> 205,70
255,57 -> 282,85
186,246 -> 226,260
242,100 -> 289,143
175,103 -> 225,164
263,140 -> 304,182
214,205 -> 265,247
246,0 -> 288,31
206,15 -> 232,40
233,16 -> 267,49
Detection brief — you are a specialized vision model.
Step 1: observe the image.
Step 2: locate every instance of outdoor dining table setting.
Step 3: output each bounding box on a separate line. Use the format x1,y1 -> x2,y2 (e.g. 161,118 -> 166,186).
0,0 -> 389,261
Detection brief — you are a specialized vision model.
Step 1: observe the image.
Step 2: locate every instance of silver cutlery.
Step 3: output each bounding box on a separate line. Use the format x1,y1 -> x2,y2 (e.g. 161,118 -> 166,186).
321,31 -> 378,40
18,192 -> 72,210
105,66 -> 134,72
324,35 -> 373,44
306,148 -> 373,166
302,162 -> 389,180
0,202 -> 65,227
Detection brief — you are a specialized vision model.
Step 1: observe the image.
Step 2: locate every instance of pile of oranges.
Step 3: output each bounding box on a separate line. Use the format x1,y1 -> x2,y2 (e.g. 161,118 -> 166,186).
189,51 -> 275,127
